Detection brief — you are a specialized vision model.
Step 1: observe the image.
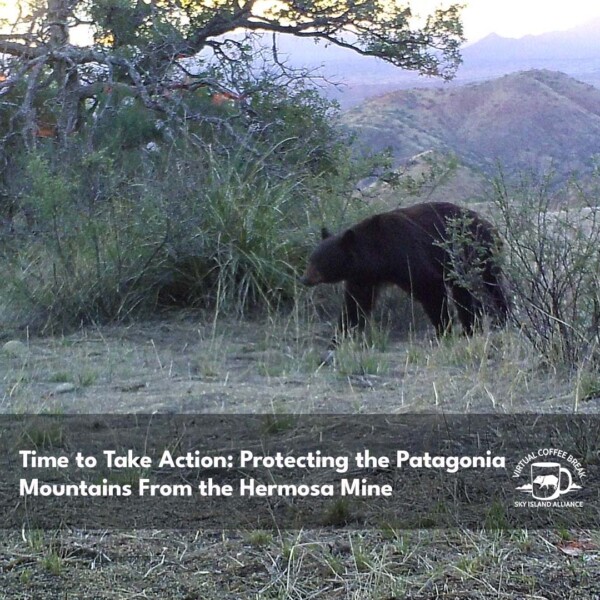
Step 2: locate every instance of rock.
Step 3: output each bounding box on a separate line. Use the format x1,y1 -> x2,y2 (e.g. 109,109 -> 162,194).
2,340 -> 28,358
54,382 -> 76,394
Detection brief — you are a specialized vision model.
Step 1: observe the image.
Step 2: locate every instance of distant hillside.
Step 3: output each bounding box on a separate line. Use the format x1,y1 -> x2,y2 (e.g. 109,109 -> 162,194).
342,70 -> 600,179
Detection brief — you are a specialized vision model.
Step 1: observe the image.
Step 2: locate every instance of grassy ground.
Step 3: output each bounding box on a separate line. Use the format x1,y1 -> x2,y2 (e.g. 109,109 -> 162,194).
1,308 -> 599,598
1,310 -> 594,415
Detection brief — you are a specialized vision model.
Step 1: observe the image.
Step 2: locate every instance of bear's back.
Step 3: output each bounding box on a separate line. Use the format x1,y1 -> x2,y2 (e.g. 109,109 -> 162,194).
352,202 -> 467,241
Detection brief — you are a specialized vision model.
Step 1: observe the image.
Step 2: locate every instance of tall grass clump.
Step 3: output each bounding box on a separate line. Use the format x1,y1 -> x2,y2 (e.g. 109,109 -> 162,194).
491,172 -> 600,368
153,142 -> 312,313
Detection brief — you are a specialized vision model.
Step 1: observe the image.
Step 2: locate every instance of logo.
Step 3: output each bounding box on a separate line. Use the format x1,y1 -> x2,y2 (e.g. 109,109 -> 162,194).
513,448 -> 586,508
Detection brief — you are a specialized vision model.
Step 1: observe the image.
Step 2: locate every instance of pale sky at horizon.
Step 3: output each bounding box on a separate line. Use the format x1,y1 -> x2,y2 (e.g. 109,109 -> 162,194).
2,0 -> 600,43
458,0 -> 600,41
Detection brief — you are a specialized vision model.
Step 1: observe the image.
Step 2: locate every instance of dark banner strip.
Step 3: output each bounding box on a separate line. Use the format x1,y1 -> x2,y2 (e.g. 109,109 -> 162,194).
1,414 -> 598,529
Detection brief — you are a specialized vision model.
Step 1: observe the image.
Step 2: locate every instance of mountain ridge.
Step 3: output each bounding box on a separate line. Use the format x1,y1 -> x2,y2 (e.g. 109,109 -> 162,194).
464,18 -> 600,62
268,18 -> 600,107
343,70 -> 600,182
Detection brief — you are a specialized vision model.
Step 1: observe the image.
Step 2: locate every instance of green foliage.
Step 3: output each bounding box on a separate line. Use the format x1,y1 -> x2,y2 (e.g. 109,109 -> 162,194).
249,86 -> 346,177
0,0 -> 464,160
436,210 -> 504,320
333,334 -> 390,376
322,498 -> 353,526
438,213 -> 486,284
2,149 -> 167,328
92,96 -> 162,150
83,0 -> 463,75
0,84 -> 376,331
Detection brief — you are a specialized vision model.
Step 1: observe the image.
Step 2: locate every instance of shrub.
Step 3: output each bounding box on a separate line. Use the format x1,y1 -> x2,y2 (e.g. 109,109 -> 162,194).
1,151 -> 171,329
0,94 -> 377,331
491,172 -> 600,368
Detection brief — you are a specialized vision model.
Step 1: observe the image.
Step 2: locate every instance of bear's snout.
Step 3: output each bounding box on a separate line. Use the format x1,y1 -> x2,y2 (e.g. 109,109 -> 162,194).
300,264 -> 324,286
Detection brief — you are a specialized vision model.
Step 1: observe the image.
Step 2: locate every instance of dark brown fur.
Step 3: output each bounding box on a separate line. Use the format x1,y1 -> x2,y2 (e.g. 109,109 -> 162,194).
301,202 -> 510,343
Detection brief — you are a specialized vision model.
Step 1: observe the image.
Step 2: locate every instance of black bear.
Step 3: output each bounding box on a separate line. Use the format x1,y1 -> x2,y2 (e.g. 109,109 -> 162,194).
301,202 -> 510,343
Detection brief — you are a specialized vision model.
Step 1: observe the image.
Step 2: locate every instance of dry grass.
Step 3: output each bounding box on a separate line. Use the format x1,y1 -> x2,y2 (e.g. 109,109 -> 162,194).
1,310 -> 599,598
1,527 -> 599,599
1,311 -> 593,415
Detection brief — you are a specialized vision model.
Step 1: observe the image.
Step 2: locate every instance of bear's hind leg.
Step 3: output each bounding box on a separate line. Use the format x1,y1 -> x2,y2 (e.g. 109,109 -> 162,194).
483,267 -> 511,327
452,285 -> 483,335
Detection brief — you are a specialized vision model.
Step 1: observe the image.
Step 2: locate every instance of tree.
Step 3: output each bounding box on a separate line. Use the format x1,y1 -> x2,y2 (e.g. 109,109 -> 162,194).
0,0 -> 464,144
0,0 -> 465,325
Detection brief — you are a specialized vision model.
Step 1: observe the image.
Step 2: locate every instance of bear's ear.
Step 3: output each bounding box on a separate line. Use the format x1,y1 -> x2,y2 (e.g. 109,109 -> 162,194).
340,229 -> 356,249
321,227 -> 332,240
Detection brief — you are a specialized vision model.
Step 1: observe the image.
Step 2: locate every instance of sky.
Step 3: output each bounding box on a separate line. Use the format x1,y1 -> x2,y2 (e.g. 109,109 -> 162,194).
461,0 -> 600,41
2,0 -> 600,43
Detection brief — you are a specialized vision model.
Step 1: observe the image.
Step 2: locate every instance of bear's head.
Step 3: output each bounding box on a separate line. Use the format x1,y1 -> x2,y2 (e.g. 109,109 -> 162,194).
300,227 -> 358,286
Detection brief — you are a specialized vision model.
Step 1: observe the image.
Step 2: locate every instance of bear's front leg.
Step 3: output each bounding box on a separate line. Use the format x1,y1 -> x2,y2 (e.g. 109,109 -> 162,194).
331,281 -> 379,348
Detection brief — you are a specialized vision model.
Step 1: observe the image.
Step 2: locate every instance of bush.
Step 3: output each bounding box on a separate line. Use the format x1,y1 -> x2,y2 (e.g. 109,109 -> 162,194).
491,172 -> 600,368
0,93 -> 377,331
1,151 -> 171,329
